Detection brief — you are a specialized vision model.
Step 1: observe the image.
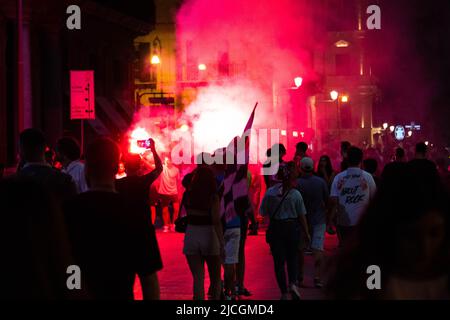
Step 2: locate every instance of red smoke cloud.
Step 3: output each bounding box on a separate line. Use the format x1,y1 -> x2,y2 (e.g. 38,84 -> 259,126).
129,0 -> 326,160
175,0 -> 323,152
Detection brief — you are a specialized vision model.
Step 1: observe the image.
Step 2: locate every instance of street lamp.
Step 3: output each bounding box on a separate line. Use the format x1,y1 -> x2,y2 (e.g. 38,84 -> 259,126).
151,36 -> 162,90
340,95 -> 349,103
407,130 -> 413,137
389,125 -> 395,132
383,122 -> 388,130
330,90 -> 339,101
151,54 -> 160,65
294,77 -> 303,88
198,63 -> 207,71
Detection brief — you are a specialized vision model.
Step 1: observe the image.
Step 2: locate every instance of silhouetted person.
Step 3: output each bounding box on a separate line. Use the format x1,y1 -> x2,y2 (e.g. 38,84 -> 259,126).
180,152 -> 211,191
340,141 -> 351,172
408,142 -> 439,192
261,161 -> 310,300
17,128 -> 76,205
316,154 -> 337,235
436,157 -> 450,192
263,143 -> 287,188
158,156 -> 180,232
183,167 -> 224,300
116,140 -> 163,226
316,155 -> 336,190
395,147 -> 406,162
293,142 -> 308,175
382,147 -> 407,181
296,157 -> 329,288
56,137 -> 88,193
327,162 -> 450,299
414,142 -> 428,160
64,138 -> 163,299
0,176 -> 75,299
363,158 -> 381,187
330,147 -> 377,246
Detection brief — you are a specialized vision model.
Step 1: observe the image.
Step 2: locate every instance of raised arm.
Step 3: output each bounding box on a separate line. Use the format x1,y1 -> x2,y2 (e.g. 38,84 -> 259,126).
139,139 -> 163,189
149,139 -> 163,174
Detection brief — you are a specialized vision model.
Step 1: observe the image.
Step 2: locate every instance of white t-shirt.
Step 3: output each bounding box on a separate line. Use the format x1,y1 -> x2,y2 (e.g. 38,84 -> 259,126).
330,167 -> 376,226
158,164 -> 179,195
63,160 -> 88,194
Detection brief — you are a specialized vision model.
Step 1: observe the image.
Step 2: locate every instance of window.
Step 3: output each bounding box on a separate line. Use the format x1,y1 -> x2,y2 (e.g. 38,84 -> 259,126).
340,104 -> 352,129
335,53 -> 356,76
186,41 -> 198,81
218,52 -> 229,77
136,42 -> 150,82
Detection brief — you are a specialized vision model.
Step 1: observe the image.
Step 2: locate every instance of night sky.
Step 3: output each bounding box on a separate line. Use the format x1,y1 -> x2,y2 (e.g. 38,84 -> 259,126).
373,0 -> 450,145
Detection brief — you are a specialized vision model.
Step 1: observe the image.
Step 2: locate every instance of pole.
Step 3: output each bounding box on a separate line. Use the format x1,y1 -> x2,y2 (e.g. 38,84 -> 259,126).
337,99 -> 341,140
17,0 -> 24,132
80,119 -> 84,155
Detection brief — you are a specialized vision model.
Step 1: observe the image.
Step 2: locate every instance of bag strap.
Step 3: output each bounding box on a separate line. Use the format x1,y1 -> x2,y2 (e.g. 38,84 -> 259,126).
269,188 -> 291,221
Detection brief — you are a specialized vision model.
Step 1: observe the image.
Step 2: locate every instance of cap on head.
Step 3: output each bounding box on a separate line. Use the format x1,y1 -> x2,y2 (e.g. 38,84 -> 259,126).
300,157 -> 314,172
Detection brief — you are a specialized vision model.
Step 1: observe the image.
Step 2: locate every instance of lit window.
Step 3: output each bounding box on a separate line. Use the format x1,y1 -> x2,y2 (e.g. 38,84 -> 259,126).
335,40 -> 350,48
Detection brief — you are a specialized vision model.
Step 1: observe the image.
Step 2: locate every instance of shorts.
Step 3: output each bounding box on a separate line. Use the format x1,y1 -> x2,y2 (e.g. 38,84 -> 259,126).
183,225 -> 220,256
158,193 -> 179,207
224,228 -> 241,265
310,223 -> 326,251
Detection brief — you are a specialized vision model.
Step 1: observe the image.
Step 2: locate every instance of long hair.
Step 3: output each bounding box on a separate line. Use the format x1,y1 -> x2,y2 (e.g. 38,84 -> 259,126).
185,166 -> 218,211
317,155 -> 333,177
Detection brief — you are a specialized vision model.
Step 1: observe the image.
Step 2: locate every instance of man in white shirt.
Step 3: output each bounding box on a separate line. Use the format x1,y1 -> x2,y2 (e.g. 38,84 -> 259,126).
157,157 -> 180,232
56,137 -> 88,193
330,146 -> 376,245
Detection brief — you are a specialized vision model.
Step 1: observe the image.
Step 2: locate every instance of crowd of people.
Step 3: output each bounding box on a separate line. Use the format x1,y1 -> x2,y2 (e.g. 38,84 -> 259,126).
0,128 -> 449,300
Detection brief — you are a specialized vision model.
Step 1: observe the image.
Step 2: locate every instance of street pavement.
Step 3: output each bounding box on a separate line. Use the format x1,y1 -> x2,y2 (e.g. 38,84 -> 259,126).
134,229 -> 338,300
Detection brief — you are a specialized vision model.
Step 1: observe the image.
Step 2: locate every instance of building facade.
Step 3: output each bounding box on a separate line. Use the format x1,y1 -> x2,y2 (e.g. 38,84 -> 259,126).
0,0 -> 154,165
133,0 -> 380,156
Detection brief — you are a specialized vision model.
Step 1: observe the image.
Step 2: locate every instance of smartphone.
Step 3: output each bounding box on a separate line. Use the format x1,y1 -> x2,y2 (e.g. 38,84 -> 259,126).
136,139 -> 152,149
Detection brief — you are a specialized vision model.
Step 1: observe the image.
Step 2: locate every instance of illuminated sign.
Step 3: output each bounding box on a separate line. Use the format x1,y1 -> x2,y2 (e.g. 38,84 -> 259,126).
70,70 -> 95,120
394,125 -> 405,141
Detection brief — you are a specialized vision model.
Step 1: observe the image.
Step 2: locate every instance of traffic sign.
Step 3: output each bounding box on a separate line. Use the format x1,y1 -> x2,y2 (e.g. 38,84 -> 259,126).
70,70 -> 95,120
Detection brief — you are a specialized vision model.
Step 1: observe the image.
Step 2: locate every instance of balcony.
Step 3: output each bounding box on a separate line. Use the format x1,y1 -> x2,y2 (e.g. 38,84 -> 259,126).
177,62 -> 247,88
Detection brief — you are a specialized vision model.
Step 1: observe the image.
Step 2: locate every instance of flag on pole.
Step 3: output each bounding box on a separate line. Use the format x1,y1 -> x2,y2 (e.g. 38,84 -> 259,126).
221,103 -> 258,222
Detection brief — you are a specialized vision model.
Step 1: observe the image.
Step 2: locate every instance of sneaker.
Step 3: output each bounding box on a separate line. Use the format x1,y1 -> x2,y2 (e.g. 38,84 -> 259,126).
207,286 -> 213,299
326,226 -> 336,235
289,283 -> 301,300
314,278 -> 323,288
280,293 -> 290,300
236,286 -> 252,296
163,225 -> 169,233
224,294 -> 237,301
